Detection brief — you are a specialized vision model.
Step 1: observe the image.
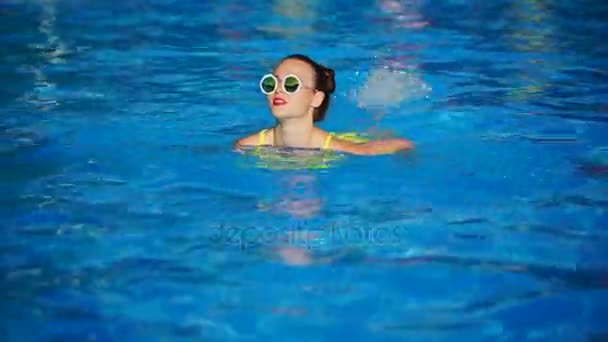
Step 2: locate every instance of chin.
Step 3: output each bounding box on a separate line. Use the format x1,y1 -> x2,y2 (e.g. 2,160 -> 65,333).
270,107 -> 298,119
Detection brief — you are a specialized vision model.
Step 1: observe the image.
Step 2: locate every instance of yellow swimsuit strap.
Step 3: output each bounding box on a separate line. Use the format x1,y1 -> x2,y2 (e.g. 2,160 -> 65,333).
259,129 -> 333,149
258,128 -> 268,146
323,132 -> 335,150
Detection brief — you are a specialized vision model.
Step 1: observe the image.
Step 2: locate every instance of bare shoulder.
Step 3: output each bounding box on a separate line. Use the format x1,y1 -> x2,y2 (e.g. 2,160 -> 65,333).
234,133 -> 258,147
233,130 -> 266,150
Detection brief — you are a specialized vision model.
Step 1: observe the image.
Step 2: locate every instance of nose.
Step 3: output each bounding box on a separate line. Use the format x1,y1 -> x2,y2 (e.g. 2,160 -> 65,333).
275,81 -> 286,95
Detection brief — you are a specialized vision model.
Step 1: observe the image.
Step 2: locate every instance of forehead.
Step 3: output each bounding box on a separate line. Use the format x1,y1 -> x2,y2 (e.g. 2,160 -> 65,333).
273,59 -> 315,81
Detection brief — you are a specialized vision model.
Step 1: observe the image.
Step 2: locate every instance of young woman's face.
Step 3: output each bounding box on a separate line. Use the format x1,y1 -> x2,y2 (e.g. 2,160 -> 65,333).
262,58 -> 324,120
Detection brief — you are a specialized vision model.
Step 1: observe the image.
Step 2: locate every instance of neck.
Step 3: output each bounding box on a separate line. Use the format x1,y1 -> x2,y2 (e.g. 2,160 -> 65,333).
274,116 -> 315,148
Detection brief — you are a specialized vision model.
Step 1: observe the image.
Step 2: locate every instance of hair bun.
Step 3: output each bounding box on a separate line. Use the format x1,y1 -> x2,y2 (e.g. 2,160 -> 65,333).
323,68 -> 336,93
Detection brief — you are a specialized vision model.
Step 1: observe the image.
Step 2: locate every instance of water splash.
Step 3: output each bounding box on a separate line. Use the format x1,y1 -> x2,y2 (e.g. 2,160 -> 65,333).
353,67 -> 431,110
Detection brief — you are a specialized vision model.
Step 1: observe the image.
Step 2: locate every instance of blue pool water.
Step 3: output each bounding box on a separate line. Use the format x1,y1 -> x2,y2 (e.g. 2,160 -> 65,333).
2,0 -> 608,340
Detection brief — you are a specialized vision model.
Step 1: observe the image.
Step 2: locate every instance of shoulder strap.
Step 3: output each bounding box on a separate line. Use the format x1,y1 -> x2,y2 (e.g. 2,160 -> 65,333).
258,129 -> 268,145
322,132 -> 335,150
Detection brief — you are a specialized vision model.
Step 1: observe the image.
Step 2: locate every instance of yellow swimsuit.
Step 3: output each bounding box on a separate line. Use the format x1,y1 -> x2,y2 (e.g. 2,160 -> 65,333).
249,129 -> 368,170
257,128 -> 335,150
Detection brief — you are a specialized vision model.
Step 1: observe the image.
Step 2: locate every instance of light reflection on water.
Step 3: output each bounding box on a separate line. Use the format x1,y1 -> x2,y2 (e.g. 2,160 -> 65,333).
1,0 -> 608,340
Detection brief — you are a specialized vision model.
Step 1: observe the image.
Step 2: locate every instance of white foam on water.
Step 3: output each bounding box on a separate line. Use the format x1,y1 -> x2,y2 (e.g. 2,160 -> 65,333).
353,67 -> 432,110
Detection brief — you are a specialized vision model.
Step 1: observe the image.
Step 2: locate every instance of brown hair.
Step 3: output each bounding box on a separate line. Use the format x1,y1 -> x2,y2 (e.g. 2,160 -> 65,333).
280,54 -> 336,122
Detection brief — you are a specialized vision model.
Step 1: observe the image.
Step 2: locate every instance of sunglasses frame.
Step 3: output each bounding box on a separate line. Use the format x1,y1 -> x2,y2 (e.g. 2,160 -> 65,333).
259,73 -> 313,95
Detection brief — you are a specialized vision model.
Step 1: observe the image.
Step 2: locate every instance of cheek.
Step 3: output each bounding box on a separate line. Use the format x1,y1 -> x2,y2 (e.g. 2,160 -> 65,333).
289,94 -> 313,107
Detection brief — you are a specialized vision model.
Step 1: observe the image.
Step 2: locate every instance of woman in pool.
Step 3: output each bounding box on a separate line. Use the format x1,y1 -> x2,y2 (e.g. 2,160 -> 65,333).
234,54 -> 414,155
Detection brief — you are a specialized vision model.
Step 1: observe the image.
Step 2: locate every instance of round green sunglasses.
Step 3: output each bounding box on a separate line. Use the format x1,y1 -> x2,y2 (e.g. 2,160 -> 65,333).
259,73 -> 314,95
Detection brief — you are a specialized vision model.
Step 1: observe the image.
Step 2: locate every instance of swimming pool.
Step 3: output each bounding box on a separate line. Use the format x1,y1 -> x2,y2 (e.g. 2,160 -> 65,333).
1,0 -> 607,340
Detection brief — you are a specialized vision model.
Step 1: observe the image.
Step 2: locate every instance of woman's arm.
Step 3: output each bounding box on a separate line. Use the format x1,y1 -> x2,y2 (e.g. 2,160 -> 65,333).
233,132 -> 260,150
331,137 -> 414,155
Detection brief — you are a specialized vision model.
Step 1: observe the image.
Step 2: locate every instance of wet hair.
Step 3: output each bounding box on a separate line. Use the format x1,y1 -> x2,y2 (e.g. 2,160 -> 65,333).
279,54 -> 336,122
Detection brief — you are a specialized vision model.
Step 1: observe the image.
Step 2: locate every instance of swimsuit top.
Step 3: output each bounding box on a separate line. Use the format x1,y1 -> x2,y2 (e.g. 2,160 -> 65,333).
248,130 -> 369,170
257,128 -> 335,150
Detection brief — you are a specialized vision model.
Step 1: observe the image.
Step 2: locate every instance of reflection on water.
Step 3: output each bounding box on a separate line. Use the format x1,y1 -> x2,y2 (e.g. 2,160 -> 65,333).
503,0 -> 557,53
257,0 -> 320,38
1,0 -> 65,166
576,147 -> 608,179
273,0 -> 318,21
378,0 -> 429,29
502,0 -> 560,104
257,172 -> 323,266
18,0 -> 69,111
258,173 -> 323,219
31,0 -> 70,64
2,0 -> 608,340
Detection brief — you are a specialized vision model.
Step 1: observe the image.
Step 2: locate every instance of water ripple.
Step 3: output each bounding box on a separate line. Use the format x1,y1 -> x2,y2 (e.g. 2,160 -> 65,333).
365,254 -> 608,290
2,0 -> 608,340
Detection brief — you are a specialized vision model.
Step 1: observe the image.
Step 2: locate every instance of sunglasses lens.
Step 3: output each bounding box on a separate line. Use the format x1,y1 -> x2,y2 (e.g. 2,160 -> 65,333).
284,76 -> 300,93
261,76 -> 276,93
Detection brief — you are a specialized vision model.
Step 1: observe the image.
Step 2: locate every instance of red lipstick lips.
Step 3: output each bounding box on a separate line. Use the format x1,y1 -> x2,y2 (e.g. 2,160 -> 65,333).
273,97 -> 287,106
